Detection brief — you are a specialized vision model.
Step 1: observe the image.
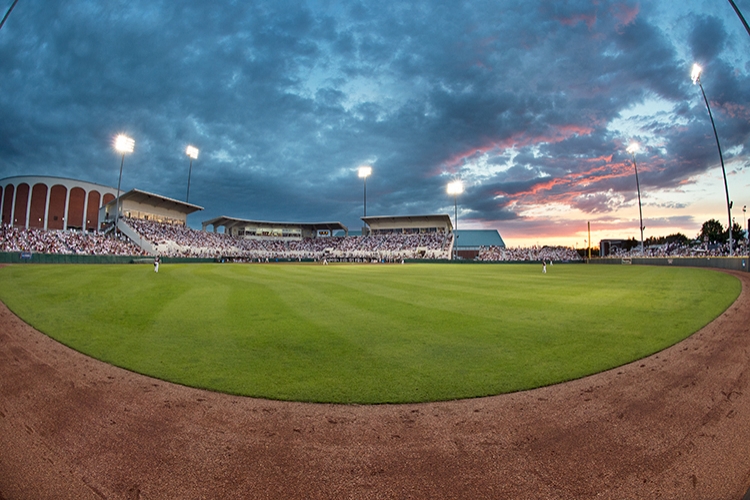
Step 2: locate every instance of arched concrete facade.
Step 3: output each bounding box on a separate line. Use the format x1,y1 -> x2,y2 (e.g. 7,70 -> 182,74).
0,176 -> 117,231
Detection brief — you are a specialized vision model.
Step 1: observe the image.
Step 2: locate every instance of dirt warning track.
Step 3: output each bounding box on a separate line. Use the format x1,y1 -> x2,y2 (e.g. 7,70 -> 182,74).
1,270 -> 749,499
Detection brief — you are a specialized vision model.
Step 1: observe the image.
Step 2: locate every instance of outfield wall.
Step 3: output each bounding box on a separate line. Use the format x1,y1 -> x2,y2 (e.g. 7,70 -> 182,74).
590,256 -> 749,272
1,251 -> 747,272
0,252 -> 216,265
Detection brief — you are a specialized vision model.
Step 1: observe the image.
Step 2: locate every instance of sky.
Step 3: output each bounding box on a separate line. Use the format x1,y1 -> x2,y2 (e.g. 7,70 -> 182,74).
0,0 -> 748,248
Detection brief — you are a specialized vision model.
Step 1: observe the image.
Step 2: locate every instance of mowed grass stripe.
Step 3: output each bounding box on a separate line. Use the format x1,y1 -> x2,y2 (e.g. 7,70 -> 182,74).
0,263 -> 739,403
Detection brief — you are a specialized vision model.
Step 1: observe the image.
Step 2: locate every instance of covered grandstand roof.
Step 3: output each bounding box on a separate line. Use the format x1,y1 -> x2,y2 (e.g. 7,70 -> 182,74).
107,189 -> 204,214
454,229 -> 505,248
362,214 -> 453,229
202,215 -> 348,234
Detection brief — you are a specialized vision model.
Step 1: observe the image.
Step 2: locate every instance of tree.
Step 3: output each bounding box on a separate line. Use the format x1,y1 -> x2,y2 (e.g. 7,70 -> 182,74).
645,232 -> 689,246
730,221 -> 744,245
698,219 -> 726,244
622,237 -> 639,251
665,233 -> 689,246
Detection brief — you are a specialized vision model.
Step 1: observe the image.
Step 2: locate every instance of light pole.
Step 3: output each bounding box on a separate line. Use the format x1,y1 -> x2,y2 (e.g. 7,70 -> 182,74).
727,0 -> 750,38
358,166 -> 372,237
744,205 -> 747,255
358,166 -> 372,218
692,63 -> 733,256
446,180 -> 464,231
627,142 -> 645,256
186,145 -> 199,203
114,134 -> 135,234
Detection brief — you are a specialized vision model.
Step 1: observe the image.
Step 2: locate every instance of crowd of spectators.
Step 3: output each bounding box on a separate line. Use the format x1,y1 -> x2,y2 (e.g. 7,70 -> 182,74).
123,218 -> 454,260
1,224 -> 147,256
602,241 -> 747,258
477,245 -> 582,262
5,219 -> 745,262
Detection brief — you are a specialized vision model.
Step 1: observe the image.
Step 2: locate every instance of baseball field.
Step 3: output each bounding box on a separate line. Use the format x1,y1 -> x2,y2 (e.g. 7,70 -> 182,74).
0,262 -> 739,403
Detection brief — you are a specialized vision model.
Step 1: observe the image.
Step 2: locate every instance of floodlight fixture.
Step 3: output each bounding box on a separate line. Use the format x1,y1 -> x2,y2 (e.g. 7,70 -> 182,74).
691,63 -> 702,85
113,134 -> 135,235
115,134 -> 135,154
446,179 -> 464,196
691,63 -> 733,255
627,142 -> 645,256
358,165 -> 372,179
186,145 -> 199,203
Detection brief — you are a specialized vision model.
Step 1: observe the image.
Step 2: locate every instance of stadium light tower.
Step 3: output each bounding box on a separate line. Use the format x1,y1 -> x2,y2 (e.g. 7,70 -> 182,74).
626,142 -> 645,256
113,134 -> 135,234
744,205 -> 748,255
186,145 -> 199,203
446,179 -> 464,231
358,166 -> 372,217
692,63 -> 733,256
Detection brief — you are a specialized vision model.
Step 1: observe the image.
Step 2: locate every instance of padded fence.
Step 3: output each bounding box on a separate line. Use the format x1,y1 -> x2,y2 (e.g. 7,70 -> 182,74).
0,252 -> 216,265
1,252 -> 747,272
590,256 -> 749,272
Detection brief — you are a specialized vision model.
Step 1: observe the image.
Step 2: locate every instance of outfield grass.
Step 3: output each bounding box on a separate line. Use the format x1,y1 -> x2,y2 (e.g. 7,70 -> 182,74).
0,263 -> 740,403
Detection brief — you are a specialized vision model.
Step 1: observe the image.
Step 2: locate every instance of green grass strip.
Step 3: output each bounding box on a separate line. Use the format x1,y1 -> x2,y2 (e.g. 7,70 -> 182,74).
0,263 -> 739,403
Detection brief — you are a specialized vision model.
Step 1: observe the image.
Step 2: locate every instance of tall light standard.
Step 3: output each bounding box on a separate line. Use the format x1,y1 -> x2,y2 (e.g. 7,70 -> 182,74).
358,166 -> 372,217
185,145 -> 199,203
692,63 -> 733,256
744,205 -> 748,255
627,142 -> 645,256
114,134 -> 135,234
446,180 -> 464,230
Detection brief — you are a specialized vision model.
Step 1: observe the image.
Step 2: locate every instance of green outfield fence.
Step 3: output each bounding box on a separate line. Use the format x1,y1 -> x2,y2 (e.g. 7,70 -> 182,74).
589,256 -> 749,272
1,251 -> 747,272
0,252 -> 216,265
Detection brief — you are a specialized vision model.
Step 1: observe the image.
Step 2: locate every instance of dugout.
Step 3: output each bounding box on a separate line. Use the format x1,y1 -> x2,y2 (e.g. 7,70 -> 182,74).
201,216 -> 348,240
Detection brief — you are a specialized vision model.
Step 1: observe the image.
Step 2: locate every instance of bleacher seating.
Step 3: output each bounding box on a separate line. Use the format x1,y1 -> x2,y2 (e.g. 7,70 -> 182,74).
1,225 -> 147,256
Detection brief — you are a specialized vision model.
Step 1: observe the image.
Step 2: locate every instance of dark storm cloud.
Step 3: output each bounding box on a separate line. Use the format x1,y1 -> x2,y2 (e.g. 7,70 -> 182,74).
0,0 -> 748,235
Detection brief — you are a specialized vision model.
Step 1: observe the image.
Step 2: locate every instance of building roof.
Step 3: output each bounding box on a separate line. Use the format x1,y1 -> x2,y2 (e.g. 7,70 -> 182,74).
0,175 -> 117,191
105,188 -> 204,214
202,215 -> 348,234
362,214 -> 453,229
454,229 -> 505,248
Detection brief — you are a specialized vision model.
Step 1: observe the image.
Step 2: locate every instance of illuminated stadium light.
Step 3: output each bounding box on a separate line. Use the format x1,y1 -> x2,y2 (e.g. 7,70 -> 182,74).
186,145 -> 200,203
358,166 -> 372,218
114,134 -> 135,154
358,165 -> 372,179
446,179 -> 464,196
446,179 -> 464,233
113,134 -> 135,235
691,63 -> 733,255
627,142 -> 645,256
691,63 -> 702,85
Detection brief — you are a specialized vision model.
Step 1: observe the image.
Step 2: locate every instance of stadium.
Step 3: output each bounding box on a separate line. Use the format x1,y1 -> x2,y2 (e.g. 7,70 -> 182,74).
4,0 -> 750,496
1,173 -> 750,498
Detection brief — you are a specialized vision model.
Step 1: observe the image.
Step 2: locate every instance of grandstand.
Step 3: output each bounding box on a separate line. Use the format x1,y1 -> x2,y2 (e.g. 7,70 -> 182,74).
101,188 -> 203,228
0,175 -> 118,231
120,217 -> 454,261
0,175 -> 590,262
202,216 -> 348,240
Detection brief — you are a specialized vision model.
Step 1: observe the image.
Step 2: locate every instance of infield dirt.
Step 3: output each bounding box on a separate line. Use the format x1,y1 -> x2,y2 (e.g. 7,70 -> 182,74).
1,270 -> 749,499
